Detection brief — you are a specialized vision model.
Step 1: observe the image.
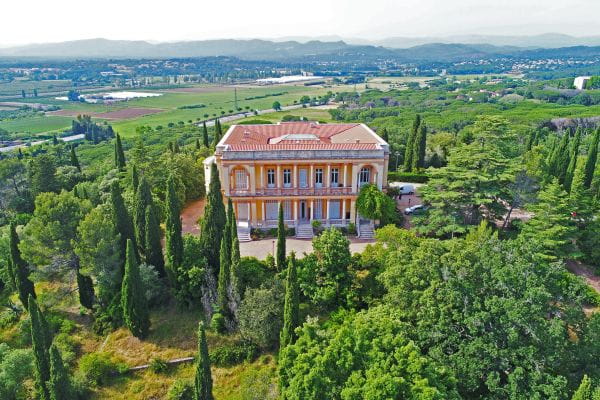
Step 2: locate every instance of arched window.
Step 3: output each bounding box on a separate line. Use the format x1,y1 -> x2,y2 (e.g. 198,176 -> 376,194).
235,169 -> 248,189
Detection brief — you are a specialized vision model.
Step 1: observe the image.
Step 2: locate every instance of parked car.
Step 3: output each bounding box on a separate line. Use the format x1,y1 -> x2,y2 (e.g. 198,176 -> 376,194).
404,204 -> 425,215
398,184 -> 415,195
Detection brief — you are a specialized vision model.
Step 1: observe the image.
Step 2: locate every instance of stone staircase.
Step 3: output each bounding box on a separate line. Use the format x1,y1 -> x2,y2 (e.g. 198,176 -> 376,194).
236,221 -> 252,242
358,223 -> 375,239
296,224 -> 314,239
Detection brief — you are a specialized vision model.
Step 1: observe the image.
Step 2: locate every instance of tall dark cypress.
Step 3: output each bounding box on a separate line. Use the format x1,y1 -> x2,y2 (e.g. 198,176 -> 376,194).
380,127 -> 389,143
76,266 -> 95,310
564,128 -> 582,192
549,132 -> 569,178
525,129 -> 537,151
217,236 -> 231,316
413,121 -> 427,170
202,122 -> 210,148
212,119 -> 222,147
69,146 -> 81,172
194,322 -> 214,400
584,128 -> 600,188
29,295 -> 52,400
404,114 -> 420,172
165,175 -> 184,278
145,206 -> 166,278
48,345 -> 73,400
228,236 -> 241,321
276,203 -> 286,271
280,252 -> 299,350
200,164 -> 226,273
228,199 -> 238,254
114,133 -> 126,170
9,222 -> 36,306
195,138 -> 201,150
131,164 -> 139,195
133,177 -> 153,256
121,239 -> 150,339
110,181 -> 137,260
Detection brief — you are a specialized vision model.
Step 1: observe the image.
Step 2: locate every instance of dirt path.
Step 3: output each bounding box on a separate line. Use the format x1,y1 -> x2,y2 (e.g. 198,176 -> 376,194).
567,260 -> 600,293
180,198 -> 205,235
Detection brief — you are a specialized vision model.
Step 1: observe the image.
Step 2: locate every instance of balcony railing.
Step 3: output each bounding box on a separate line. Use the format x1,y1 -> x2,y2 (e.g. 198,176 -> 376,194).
229,186 -> 354,197
255,218 -> 351,228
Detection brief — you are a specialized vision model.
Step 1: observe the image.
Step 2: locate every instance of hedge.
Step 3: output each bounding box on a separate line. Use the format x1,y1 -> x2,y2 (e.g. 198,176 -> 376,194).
387,172 -> 429,183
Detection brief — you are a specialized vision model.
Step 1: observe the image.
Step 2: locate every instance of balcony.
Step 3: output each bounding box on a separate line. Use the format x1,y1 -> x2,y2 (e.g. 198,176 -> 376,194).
229,186 -> 354,197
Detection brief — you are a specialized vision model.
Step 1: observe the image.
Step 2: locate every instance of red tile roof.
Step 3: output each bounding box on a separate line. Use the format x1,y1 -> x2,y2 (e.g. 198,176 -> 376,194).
221,122 -> 378,151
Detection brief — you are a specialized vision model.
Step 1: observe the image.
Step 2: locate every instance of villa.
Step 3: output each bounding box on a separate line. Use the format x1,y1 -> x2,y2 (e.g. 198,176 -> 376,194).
203,122 -> 389,240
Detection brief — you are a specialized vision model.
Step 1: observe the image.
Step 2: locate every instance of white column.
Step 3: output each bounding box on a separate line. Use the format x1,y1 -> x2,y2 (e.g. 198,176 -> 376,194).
277,165 -> 282,188
293,165 -> 298,188
376,164 -> 384,190
309,165 -> 314,188
249,167 -> 256,194
251,202 -> 257,225
351,164 -> 358,193
326,165 -> 331,188
294,200 -> 298,224
350,199 -> 356,223
222,166 -> 230,196
326,199 -> 330,224
259,165 -> 264,189
343,164 -> 348,187
310,199 -> 314,220
342,199 -> 346,222
262,202 -> 266,225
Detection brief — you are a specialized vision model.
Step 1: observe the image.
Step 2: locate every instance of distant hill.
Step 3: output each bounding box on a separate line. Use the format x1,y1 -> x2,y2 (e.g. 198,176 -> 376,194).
2,38 -> 600,62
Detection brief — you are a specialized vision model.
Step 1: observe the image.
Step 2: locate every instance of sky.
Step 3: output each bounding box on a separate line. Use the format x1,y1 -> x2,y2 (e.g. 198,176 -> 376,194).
1,0 -> 600,46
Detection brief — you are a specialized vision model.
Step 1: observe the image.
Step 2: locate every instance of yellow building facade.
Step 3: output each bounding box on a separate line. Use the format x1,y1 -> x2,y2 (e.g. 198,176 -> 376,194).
204,122 -> 389,239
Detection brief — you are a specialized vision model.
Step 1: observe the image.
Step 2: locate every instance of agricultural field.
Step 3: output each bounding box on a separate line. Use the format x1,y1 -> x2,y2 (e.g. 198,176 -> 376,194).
0,79 -> 106,98
0,114 -> 74,135
237,105 -> 336,124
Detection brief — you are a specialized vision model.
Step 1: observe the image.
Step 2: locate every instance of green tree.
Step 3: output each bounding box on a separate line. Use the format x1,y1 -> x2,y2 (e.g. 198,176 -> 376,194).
272,101 -> 282,111
202,122 -> 210,148
8,222 -> 36,307
121,239 -> 150,339
356,184 -> 397,225
200,164 -> 226,274
280,252 -> 299,351
412,120 -> 426,170
114,133 -> 126,170
276,202 -> 286,271
238,283 -> 284,348
110,181 -> 137,260
29,295 -> 52,400
194,322 -> 213,400
572,375 -> 592,400
195,137 -> 201,150
564,129 -> 582,191
584,128 -> 600,188
133,177 -> 153,256
379,127 -> 389,143
212,119 -> 222,148
165,175 -> 184,278
131,164 -> 139,195
28,154 -> 58,196
217,235 -> 231,319
48,345 -> 73,400
69,146 -> 81,172
403,114 -> 420,172
145,205 -> 165,278
228,236 -> 241,321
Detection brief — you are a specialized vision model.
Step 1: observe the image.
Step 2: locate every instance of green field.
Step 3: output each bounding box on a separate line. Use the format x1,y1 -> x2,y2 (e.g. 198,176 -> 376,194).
0,115 -> 73,134
237,106 -> 336,124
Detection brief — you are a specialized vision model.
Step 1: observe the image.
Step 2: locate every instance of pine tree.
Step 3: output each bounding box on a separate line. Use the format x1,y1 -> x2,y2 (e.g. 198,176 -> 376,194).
69,146 -> 81,172
29,295 -> 52,400
276,202 -> 286,271
145,206 -> 166,277
165,175 -> 184,278
133,177 -> 153,256
110,181 -> 137,260
114,133 -> 126,170
194,322 -> 214,400
584,128 -> 600,188
9,222 -> 36,307
121,239 -> 150,338
200,163 -> 226,273
564,128 -> 582,191
569,165 -> 594,228
280,252 -> 299,350
572,375 -> 592,400
413,121 -> 427,170
202,121 -> 210,148
404,114 -> 420,172
48,345 -> 73,400
131,164 -> 139,195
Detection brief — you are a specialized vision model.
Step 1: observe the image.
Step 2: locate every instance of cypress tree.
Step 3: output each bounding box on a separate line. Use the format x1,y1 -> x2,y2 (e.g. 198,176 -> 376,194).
200,163 -> 226,273
572,375 -> 592,400
131,164 -> 139,195
564,128 -> 582,192
212,119 -> 222,147
228,199 -> 238,255
48,345 -> 73,400
276,202 -> 286,271
404,114 -> 420,172
114,133 -> 126,170
9,222 -> 36,306
380,127 -> 389,143
133,177 -> 153,256
202,122 -> 209,148
76,269 -> 95,309
69,146 -> 81,172
584,128 -> 600,188
413,121 -> 427,170
557,133 -> 572,185
194,322 -> 214,400
52,134 -> 58,146
525,129 -> 537,151
228,236 -> 241,320
217,236 -> 231,317
549,132 -> 569,179
145,206 -> 166,278
165,175 -> 184,277
195,137 -> 201,150
29,295 -> 51,400
110,181 -> 137,260
121,239 -> 150,339
280,252 -> 299,350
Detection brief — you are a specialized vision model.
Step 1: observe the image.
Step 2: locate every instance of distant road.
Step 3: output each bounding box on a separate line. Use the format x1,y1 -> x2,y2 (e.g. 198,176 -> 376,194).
199,104 -> 304,127
0,133 -> 84,153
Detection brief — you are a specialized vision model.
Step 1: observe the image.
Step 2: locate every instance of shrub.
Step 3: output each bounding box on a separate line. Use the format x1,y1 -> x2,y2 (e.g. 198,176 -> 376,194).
210,342 -> 259,367
168,379 -> 194,400
210,312 -> 226,334
53,332 -> 80,366
149,357 -> 168,374
347,222 -> 357,235
311,220 -> 322,229
238,281 -> 284,349
77,352 -> 123,385
387,171 -> 429,183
